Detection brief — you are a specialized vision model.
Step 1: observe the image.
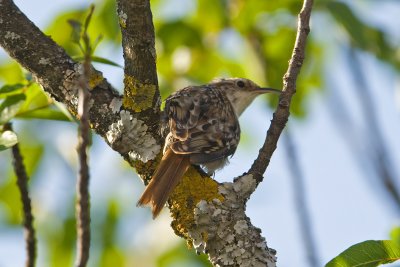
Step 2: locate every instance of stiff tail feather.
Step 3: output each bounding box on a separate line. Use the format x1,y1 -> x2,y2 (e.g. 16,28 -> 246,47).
137,148 -> 190,218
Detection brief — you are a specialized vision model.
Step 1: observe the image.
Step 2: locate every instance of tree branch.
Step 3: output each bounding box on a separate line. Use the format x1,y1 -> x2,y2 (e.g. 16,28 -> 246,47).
4,123 -> 37,267
117,0 -> 160,113
74,10 -> 93,266
248,0 -> 313,184
115,0 -> 163,178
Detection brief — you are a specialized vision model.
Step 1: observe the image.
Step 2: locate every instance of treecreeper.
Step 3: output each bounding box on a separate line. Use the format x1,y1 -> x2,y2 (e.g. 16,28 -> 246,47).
137,78 -> 281,218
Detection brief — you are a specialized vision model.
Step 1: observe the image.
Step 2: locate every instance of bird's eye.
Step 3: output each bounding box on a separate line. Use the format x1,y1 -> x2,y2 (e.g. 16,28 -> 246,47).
237,80 -> 245,88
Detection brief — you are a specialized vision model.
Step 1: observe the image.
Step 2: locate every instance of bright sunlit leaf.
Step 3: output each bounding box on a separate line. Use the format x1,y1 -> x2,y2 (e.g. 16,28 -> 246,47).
16,108 -> 72,121
0,94 -> 26,124
325,240 -> 400,267
0,130 -> 18,151
0,83 -> 25,95
391,227 -> 400,246
72,55 -> 122,67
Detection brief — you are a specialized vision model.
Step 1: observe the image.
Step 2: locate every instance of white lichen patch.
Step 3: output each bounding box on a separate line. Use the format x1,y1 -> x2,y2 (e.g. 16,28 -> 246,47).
118,10 -> 128,28
120,11 -> 127,21
5,31 -> 20,40
38,58 -> 51,65
188,178 -> 277,267
109,97 -> 122,113
233,174 -> 257,196
106,110 -> 160,162
234,220 -> 248,235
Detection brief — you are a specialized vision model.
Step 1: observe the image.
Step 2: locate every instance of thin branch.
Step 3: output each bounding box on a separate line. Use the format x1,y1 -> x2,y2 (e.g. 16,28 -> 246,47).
284,131 -> 320,267
75,7 -> 94,267
4,123 -> 37,267
248,0 -> 314,184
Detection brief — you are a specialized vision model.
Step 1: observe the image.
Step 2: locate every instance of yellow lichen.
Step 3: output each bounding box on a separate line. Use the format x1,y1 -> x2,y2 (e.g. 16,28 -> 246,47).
88,72 -> 104,89
132,152 -> 162,182
119,18 -> 126,29
169,167 -> 224,243
122,75 -> 156,112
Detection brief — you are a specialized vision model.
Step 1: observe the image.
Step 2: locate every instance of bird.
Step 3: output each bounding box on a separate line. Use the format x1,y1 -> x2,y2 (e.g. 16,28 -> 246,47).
137,78 -> 281,218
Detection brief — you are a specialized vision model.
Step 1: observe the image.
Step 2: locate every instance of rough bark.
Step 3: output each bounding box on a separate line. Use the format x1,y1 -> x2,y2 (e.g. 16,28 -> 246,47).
5,123 -> 37,267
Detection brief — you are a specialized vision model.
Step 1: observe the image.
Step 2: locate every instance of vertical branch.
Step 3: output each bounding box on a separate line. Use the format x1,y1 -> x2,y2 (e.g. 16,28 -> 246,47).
284,130 -> 320,267
75,7 -> 93,267
116,0 -> 162,181
117,0 -> 161,114
5,123 -> 37,267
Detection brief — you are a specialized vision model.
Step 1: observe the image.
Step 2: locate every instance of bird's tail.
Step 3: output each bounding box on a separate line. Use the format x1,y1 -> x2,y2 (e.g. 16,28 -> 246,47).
137,148 -> 190,218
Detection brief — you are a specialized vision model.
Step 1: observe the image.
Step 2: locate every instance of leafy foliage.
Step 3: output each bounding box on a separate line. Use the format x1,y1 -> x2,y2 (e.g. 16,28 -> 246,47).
326,240 -> 400,267
0,82 -> 71,128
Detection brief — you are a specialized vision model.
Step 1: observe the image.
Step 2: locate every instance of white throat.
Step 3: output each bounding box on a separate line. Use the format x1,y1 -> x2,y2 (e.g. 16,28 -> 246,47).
226,91 -> 259,117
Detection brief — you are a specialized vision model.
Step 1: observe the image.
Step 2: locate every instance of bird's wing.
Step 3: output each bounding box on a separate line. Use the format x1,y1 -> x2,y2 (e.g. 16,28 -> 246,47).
165,86 -> 240,164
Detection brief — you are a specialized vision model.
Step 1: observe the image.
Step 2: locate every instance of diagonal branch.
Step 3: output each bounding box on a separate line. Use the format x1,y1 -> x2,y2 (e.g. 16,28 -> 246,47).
0,0 -> 161,179
248,0 -> 314,185
0,0 -> 119,136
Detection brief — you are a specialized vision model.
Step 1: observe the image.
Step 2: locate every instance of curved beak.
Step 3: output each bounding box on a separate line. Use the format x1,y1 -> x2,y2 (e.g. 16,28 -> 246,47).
256,87 -> 282,94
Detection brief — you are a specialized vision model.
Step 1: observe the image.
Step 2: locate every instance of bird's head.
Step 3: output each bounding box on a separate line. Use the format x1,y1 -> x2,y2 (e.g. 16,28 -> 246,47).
210,78 -> 281,116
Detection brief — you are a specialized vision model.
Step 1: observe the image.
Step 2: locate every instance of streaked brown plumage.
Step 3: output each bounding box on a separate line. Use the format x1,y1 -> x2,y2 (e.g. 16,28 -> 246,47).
137,78 -> 280,218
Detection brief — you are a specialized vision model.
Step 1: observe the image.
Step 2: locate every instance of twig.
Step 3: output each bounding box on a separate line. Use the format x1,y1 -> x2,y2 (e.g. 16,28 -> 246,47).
4,123 -> 37,267
248,0 -> 314,184
284,130 -> 320,267
75,6 -> 94,267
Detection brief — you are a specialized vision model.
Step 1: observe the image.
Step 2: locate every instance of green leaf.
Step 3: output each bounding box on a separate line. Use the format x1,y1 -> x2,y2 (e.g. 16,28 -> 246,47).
0,61 -> 25,84
0,83 -> 25,95
67,19 -> 82,44
391,227 -> 400,246
91,56 -> 122,67
325,240 -> 400,267
53,101 -> 75,122
17,83 -> 50,114
0,94 -> 26,124
16,108 -> 72,121
72,55 -> 122,67
0,130 -> 18,151
44,10 -> 86,55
